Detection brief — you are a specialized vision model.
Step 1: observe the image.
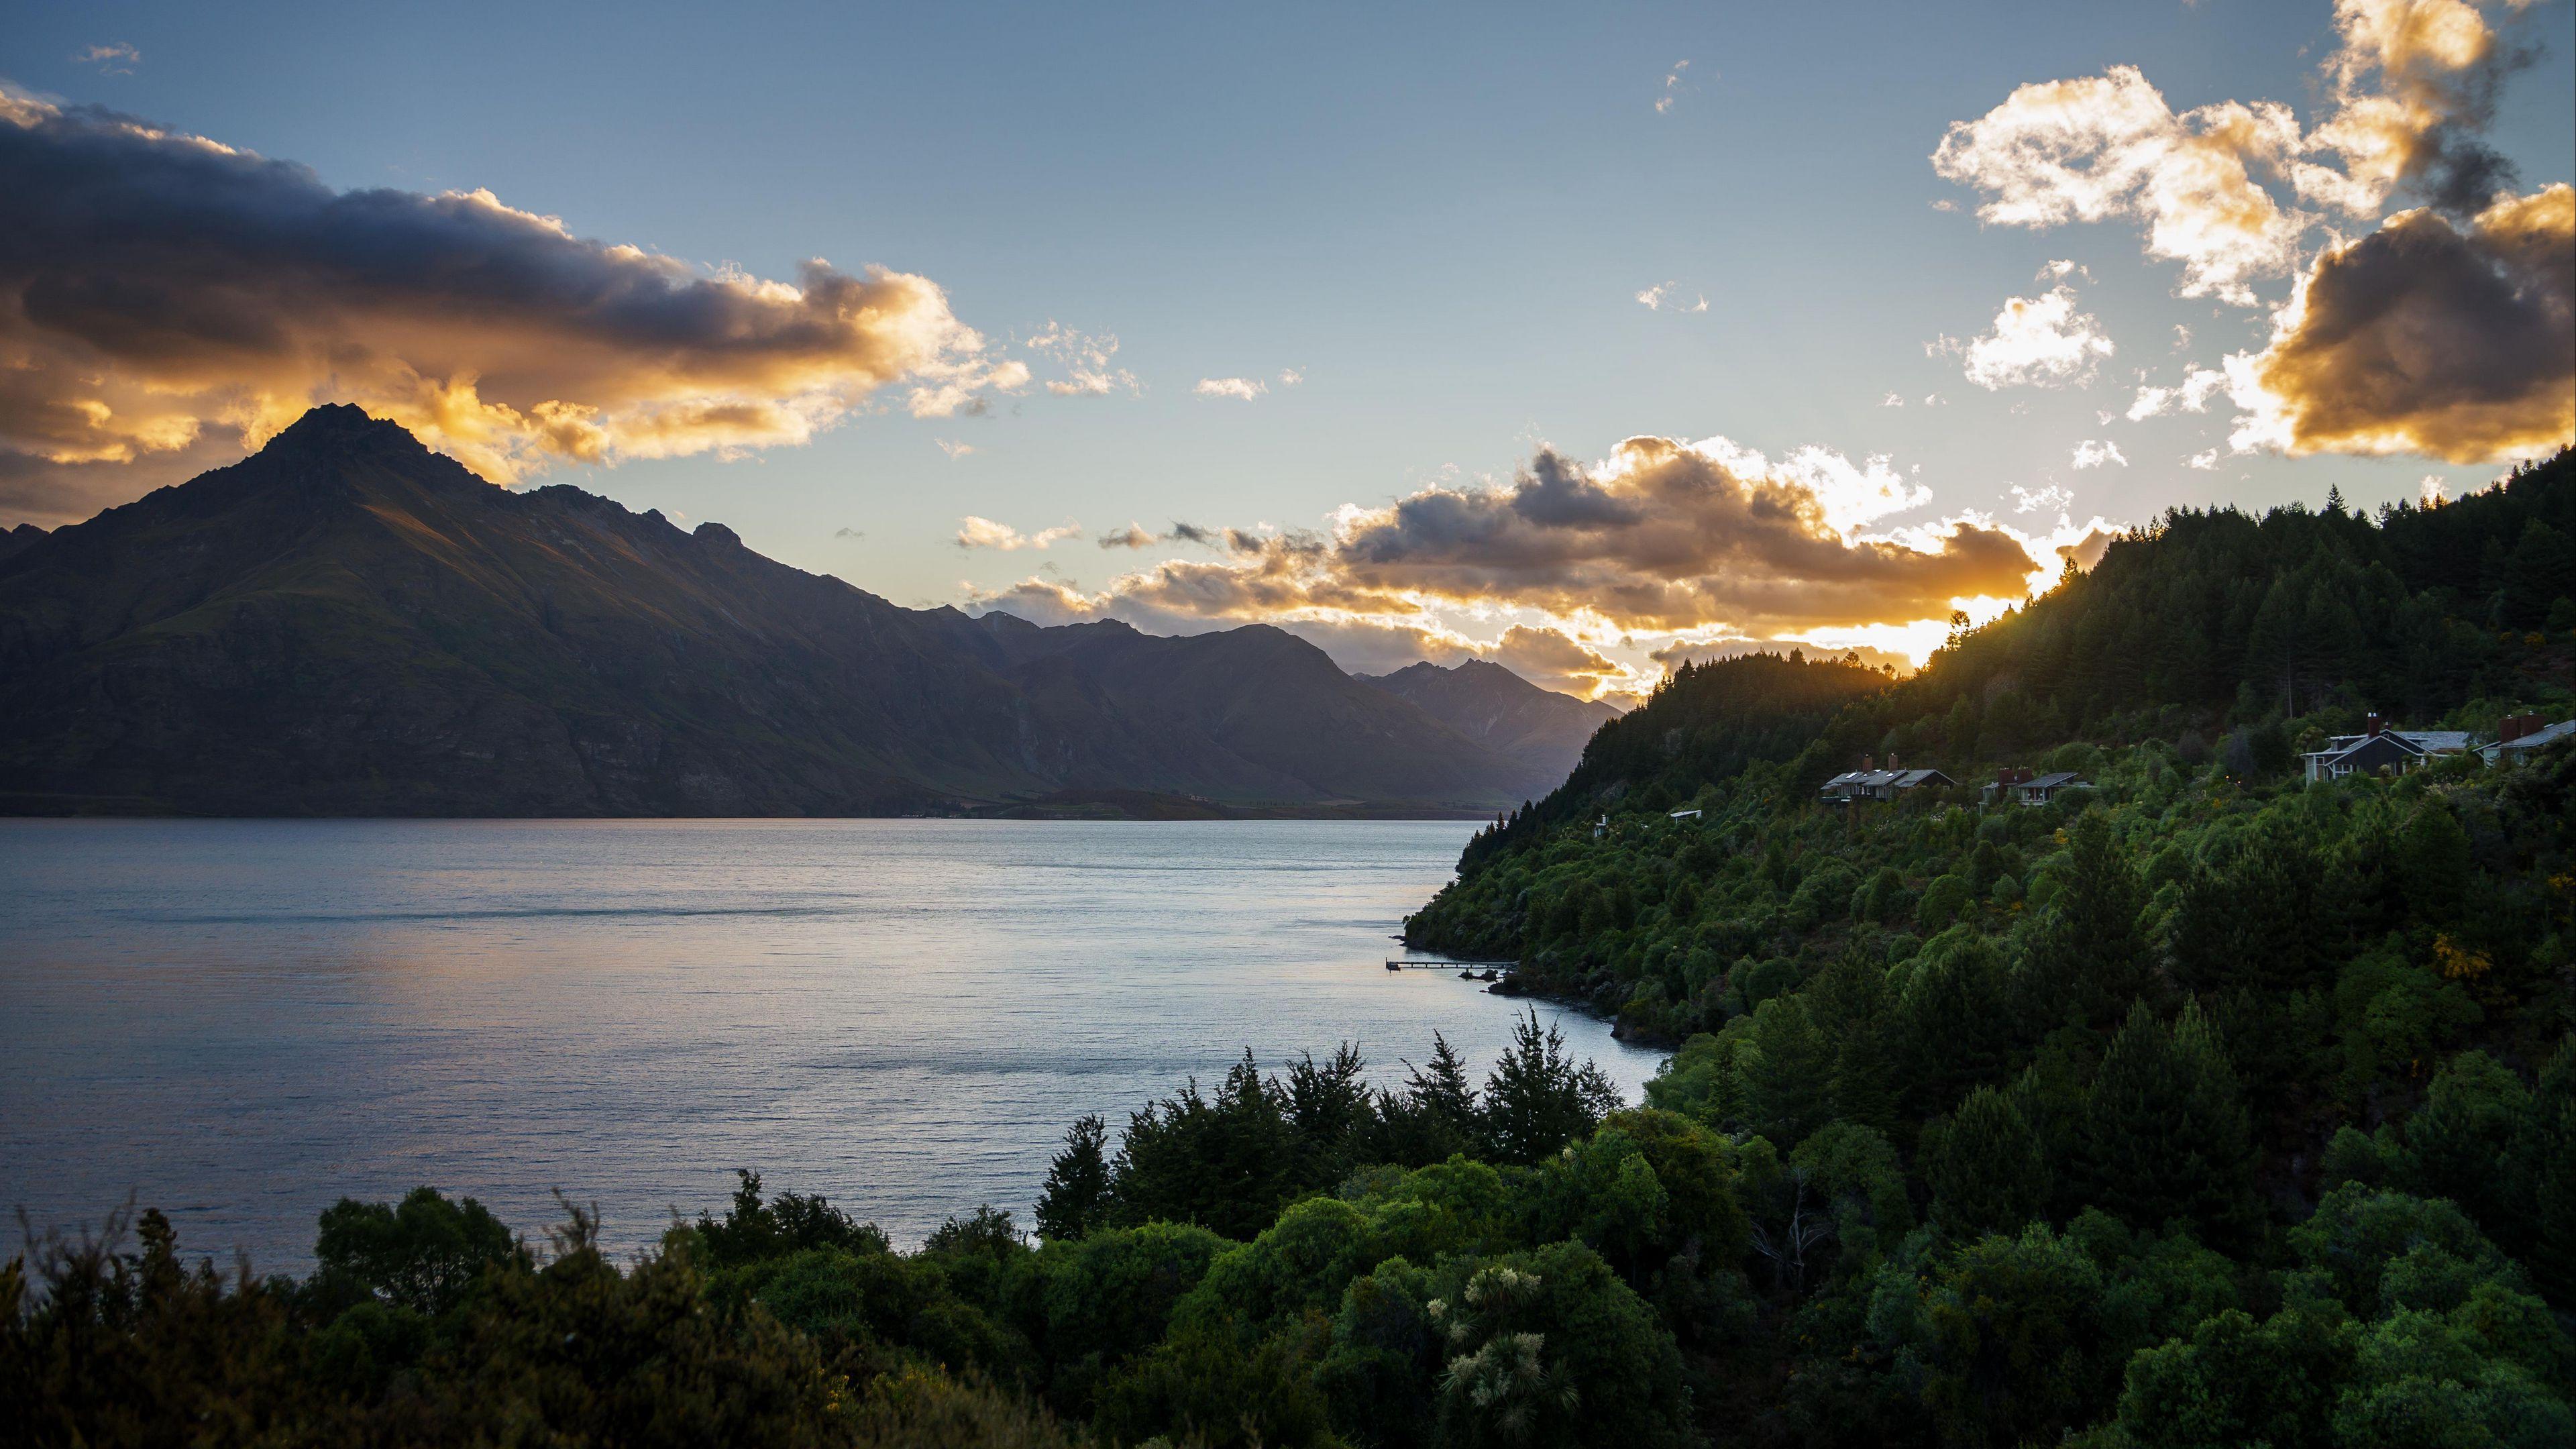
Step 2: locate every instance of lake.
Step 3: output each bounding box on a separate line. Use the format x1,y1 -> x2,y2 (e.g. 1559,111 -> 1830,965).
0,818 -> 1662,1268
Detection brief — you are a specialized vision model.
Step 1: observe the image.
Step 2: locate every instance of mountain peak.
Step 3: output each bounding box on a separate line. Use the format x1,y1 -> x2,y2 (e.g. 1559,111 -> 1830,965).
264,404 -> 437,461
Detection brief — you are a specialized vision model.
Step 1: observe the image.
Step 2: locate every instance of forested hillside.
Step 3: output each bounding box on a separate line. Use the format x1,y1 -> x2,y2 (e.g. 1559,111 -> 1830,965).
11,455 -> 2575,1449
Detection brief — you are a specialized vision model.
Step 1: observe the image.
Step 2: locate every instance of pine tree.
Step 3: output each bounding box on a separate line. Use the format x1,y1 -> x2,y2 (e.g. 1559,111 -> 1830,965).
2068,1002 -> 2258,1244
1742,996 -> 1835,1144
1947,694 -> 1979,763
1899,935 -> 2020,1119
1927,1085 -> 2050,1238
1034,1114 -> 1112,1240
2021,810 -> 2148,1031
1481,1011 -> 1621,1166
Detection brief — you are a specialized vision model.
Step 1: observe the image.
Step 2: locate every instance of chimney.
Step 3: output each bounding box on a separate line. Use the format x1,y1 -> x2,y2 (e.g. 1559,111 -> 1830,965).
1889,753 -> 1901,771
2365,712 -> 2383,738
1861,754 -> 1874,771
2502,712 -> 2539,743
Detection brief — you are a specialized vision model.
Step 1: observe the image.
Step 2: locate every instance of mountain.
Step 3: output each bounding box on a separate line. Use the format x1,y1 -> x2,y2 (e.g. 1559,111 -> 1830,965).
1360,659 -> 1619,784
0,406 -> 1556,816
0,523 -> 45,563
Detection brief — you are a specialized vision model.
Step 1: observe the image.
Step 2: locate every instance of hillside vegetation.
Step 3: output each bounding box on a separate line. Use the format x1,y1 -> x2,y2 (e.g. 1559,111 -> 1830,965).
10,454 -> 2575,1449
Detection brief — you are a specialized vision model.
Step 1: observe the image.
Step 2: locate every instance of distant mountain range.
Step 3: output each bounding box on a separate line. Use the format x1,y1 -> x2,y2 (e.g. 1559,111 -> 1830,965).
0,407 -> 1610,817
1361,660 -> 1620,776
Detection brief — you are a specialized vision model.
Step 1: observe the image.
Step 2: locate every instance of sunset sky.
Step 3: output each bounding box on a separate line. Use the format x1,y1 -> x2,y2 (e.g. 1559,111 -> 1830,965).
5,1 -> 2571,700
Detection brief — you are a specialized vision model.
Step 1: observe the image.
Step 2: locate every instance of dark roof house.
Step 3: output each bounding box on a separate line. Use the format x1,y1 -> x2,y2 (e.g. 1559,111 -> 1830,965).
2304,714 -> 2473,782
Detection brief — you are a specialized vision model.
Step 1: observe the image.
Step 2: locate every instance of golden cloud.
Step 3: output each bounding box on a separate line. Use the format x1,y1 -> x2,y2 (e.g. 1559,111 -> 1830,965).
973,435 -> 2039,646
1933,1 -> 2535,304
2229,184 -> 2573,464
0,87 -> 1021,521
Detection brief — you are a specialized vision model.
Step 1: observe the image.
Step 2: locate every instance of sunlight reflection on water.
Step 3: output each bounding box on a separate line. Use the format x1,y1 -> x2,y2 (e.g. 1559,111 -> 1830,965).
0,818 -> 1660,1267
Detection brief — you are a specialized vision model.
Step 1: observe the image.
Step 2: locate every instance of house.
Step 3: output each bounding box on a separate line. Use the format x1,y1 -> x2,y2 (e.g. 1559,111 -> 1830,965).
2480,714 -> 2576,766
1819,757 -> 1955,803
2012,771 -> 2092,806
1980,766 -> 2091,806
2303,714 -> 2475,782
1668,808 -> 1704,820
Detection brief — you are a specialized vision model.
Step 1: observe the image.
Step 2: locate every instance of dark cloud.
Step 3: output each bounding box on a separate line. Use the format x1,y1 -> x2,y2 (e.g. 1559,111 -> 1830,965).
2239,184 -> 2573,464
1313,437 -> 2035,634
0,86 -> 1019,523
973,436 -> 2042,660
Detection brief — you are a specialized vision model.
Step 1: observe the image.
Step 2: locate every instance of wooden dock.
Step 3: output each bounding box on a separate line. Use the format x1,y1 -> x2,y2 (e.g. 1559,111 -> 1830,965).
1385,959 -> 1517,971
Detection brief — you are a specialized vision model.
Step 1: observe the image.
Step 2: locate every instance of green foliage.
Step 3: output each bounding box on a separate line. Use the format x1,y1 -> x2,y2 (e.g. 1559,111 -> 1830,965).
2068,1003 -> 2257,1246
13,457 -> 2575,1446
1925,1086 -> 2049,1239
1035,1115 -> 1113,1242
312,1185 -> 520,1316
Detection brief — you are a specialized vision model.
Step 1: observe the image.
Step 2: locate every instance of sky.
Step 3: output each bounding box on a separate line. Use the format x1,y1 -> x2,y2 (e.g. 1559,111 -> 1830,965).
3,0 -> 2571,702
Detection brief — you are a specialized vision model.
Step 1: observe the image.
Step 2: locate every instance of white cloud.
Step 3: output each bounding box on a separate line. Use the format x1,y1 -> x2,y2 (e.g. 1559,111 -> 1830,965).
2420,474 -> 2450,506
1194,376 -> 1268,401
1931,1 -> 2537,307
1656,58 -> 1690,114
1881,392 -> 1906,408
72,43 -> 140,73
2184,448 -> 2221,470
2125,366 -> 2228,419
1277,368 -> 1304,386
2011,484 -> 2075,514
1935,284 -> 2116,389
2071,439 -> 2129,469
936,438 -> 975,459
1027,321 -> 1140,398
955,516 -> 1082,551
1933,66 -> 2305,304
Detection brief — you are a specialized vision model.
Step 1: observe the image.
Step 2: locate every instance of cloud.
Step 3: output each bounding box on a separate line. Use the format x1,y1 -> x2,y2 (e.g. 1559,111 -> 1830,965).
1656,58 -> 1690,115
2420,474 -> 2451,504
975,435 -> 2037,640
2185,448 -> 2221,470
834,527 -> 865,539
1932,65 -> 2305,303
1277,368 -> 1304,386
2071,439 -> 2129,469
1931,1 -> 2541,305
936,438 -> 975,459
2226,184 -> 2573,464
72,44 -> 140,74
1194,376 -> 1267,401
1028,321 -> 1139,398
955,516 -> 1082,551
2127,366 -> 2229,419
2300,0 -> 2534,218
1097,522 -> 1159,549
0,87 -> 1022,523
2010,484 -> 2074,513
1881,392 -> 1905,408
1936,284 -> 2115,389
1634,283 -> 1707,313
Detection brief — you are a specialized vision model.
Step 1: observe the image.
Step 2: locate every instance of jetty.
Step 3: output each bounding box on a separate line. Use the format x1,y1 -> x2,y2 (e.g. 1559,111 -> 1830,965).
1385,959 -> 1517,971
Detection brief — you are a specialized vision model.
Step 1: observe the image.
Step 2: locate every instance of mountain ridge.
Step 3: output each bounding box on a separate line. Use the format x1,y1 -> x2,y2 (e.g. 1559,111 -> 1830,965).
1360,658 -> 1620,784
0,407 -> 1568,817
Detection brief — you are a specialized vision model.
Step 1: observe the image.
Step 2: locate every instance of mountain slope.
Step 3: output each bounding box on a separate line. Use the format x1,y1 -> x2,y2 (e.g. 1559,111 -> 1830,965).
0,407 -> 1542,815
1360,659 -> 1618,784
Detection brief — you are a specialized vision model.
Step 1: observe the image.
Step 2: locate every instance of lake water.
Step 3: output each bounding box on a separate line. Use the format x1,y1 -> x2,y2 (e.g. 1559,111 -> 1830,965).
0,818 -> 1660,1269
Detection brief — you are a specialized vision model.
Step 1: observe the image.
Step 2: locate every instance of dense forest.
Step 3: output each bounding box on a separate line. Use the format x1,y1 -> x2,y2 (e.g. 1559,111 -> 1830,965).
9,455 -> 2576,1448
